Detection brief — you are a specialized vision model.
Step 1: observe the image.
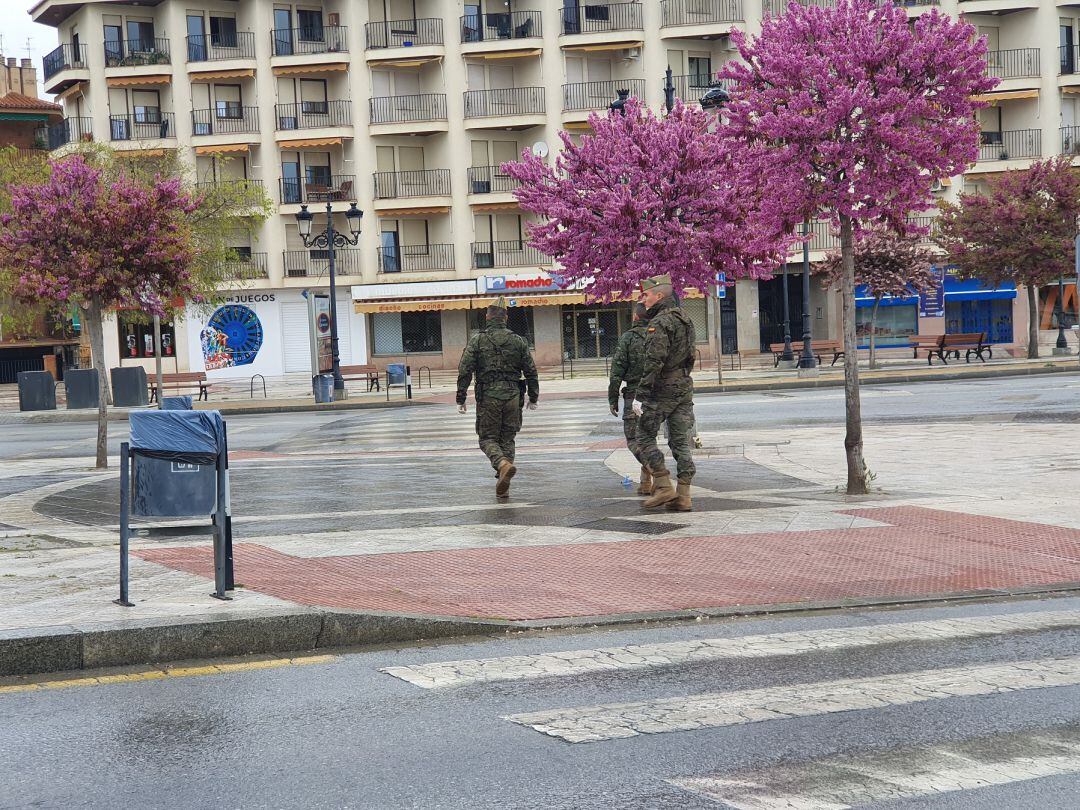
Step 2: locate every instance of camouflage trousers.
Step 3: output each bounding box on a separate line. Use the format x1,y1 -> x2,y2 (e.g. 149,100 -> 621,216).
636,395 -> 696,483
621,392 -> 643,463
475,395 -> 522,471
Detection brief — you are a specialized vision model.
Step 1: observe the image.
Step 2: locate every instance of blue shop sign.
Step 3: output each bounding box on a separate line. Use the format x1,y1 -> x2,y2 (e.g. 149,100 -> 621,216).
855,271 -> 1016,310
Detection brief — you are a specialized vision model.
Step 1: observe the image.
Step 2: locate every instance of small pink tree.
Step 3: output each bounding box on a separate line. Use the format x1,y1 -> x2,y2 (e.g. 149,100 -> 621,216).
721,0 -> 996,493
0,156 -> 198,468
819,228 -> 938,370
503,98 -> 799,301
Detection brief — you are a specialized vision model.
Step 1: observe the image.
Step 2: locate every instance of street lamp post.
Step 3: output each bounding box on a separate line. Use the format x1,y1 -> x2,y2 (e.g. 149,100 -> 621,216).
798,218 -> 818,370
664,67 -> 676,114
295,200 -> 363,398
1056,275 -> 1069,352
609,87 -> 630,116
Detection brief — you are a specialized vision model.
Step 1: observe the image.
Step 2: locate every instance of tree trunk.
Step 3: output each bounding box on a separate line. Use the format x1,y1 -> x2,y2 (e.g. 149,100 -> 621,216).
839,215 -> 869,494
83,299 -> 109,469
1027,284 -> 1040,359
869,296 -> 881,371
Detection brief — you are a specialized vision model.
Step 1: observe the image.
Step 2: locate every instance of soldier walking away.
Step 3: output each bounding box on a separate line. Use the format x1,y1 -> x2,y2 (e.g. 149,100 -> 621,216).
608,303 -> 652,495
456,297 -> 539,499
633,274 -> 697,511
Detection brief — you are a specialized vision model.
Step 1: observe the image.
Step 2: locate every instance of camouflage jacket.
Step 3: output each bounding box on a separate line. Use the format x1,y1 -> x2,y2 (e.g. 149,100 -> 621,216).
638,296 -> 696,402
607,322 -> 649,410
456,322 -> 539,404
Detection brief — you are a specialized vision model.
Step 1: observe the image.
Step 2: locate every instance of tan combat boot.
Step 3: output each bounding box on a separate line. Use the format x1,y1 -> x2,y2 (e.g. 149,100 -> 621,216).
666,481 -> 692,512
495,459 -> 517,498
642,472 -> 677,508
637,466 -> 653,496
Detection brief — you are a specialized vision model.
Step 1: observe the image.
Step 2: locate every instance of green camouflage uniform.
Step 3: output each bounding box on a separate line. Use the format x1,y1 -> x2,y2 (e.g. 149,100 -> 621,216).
456,317 -> 539,471
607,319 -> 649,463
635,295 -> 697,483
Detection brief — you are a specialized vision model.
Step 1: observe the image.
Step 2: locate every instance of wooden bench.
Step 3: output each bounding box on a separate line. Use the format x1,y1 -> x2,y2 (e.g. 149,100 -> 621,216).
339,364 -> 381,392
909,335 -> 942,360
769,339 -> 844,367
149,371 -> 210,402
927,332 -> 992,365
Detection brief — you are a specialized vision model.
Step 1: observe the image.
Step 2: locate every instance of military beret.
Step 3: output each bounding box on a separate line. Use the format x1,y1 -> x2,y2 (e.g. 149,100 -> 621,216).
640,274 -> 672,292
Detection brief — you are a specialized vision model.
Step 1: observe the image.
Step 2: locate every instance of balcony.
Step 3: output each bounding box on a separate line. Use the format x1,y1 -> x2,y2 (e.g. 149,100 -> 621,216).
985,48 -> 1040,81
284,248 -> 362,278
373,169 -> 451,200
366,17 -> 444,49
186,32 -> 256,63
467,166 -> 522,196
378,243 -> 455,273
763,0 -> 835,14
271,25 -> 348,57
42,43 -> 88,92
464,88 -> 546,128
192,106 -> 260,136
368,93 -> 448,135
279,174 -> 357,205
472,240 -> 551,269
1061,126 -> 1080,157
275,100 -> 352,131
38,117 -> 93,150
109,113 -> 176,142
975,129 -> 1041,163
104,38 -> 171,68
660,0 -> 743,35
219,251 -> 269,281
461,11 -> 542,46
563,79 -> 646,114
560,3 -> 643,35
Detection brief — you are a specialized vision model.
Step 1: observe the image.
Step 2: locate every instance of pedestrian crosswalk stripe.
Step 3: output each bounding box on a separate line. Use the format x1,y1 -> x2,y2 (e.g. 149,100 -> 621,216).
382,610 -> 1080,689
669,727 -> 1080,809
505,656 -> 1080,743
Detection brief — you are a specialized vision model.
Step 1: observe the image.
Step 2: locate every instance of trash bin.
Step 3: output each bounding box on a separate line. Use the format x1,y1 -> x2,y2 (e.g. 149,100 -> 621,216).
64,368 -> 100,410
17,370 -> 56,411
313,373 -> 334,404
162,396 -> 193,411
111,366 -> 149,407
129,410 -> 223,517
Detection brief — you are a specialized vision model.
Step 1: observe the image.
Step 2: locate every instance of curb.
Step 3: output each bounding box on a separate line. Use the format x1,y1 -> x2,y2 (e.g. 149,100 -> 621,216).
5,583 -> 1080,677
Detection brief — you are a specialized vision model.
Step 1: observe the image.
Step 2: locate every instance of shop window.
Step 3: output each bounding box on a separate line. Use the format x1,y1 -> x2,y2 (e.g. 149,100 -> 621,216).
467,307 -> 535,347
945,300 -> 1013,343
117,314 -> 175,359
679,298 -> 710,344
855,304 -> 917,348
372,311 -> 443,354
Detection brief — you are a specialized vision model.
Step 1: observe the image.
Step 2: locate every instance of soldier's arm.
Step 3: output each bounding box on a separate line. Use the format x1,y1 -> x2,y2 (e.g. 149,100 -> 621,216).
608,333 -> 630,410
520,339 -> 539,403
456,338 -> 478,405
638,318 -> 671,402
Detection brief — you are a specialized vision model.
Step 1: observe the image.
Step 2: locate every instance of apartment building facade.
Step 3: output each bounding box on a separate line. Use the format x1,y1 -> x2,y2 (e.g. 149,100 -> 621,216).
29,0 -> 1068,377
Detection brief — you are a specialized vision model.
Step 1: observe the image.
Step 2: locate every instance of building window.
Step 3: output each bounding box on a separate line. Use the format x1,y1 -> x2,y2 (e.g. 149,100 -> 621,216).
117,314 -> 175,359
679,298 -> 710,344
467,307 -> 535,347
372,310 -> 443,354
855,304 -> 918,348
210,16 -> 238,48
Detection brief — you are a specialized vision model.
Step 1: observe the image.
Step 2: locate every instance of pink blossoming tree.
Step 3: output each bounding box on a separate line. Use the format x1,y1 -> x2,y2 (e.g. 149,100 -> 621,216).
0,156 -> 199,468
721,0 -> 996,493
502,98 -> 800,301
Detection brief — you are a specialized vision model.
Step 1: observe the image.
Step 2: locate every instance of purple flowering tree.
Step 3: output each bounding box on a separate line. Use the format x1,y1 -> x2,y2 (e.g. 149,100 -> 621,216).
502,98 -> 799,301
721,0 -> 996,493
0,156 -> 199,468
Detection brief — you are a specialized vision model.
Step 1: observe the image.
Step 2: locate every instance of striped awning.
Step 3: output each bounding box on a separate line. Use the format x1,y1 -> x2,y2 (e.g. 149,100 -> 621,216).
562,121 -> 594,131
466,48 -> 542,61
107,74 -> 171,87
272,63 -> 348,76
189,68 -> 255,82
1063,87 -> 1080,95
561,40 -> 643,53
972,89 -> 1039,104
194,143 -> 251,155
57,81 -> 87,101
355,297 -> 477,314
470,201 -> 520,212
475,292 -> 586,308
376,205 -> 451,216
277,136 -> 345,148
367,56 -> 442,68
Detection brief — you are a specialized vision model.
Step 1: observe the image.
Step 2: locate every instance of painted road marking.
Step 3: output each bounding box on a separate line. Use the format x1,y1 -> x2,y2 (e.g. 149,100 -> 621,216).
505,657 -> 1080,743
382,610 -> 1080,689
0,655 -> 337,695
670,727 -> 1080,809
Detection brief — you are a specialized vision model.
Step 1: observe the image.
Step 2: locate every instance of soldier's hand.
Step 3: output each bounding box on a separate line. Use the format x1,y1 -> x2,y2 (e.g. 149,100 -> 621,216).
525,401 -> 538,411
457,404 -> 467,414
610,405 -> 619,418
631,399 -> 644,416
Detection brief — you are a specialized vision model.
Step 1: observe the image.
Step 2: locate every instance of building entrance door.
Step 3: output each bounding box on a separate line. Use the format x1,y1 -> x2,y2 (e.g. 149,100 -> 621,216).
562,307 -> 623,359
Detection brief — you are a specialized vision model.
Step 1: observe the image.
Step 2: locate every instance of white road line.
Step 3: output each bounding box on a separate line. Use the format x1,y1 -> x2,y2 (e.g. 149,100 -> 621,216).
382,610 -> 1080,689
504,657 -> 1080,743
670,728 -> 1080,809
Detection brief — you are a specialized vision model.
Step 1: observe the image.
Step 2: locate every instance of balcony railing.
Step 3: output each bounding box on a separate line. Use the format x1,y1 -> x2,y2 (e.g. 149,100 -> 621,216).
977,129 -> 1040,162
467,165 -> 522,194
366,17 -> 444,49
279,174 -> 357,205
378,243 -> 455,273
284,248 -> 362,278
194,179 -> 265,205
104,38 -> 171,68
464,87 -> 546,118
461,10 -> 542,43
43,43 -> 88,80
763,0 -> 835,16
192,106 -> 260,135
985,48 -> 1039,80
560,3 -> 644,34
373,169 -> 451,199
1061,126 -> 1080,156
1061,45 -> 1080,75
661,0 -> 743,26
563,79 -> 646,112
109,112 -> 176,141
186,31 -> 256,62
271,25 -> 348,57
369,93 -> 448,124
275,100 -> 352,130
219,252 -> 269,280
38,117 -> 93,149
472,240 -> 551,269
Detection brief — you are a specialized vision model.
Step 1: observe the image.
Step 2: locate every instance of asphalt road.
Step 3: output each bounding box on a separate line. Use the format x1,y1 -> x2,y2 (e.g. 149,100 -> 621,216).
6,596 -> 1080,808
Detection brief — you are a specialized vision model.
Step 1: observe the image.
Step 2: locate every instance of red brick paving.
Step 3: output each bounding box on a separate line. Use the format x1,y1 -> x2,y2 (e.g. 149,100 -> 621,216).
135,507 -> 1080,621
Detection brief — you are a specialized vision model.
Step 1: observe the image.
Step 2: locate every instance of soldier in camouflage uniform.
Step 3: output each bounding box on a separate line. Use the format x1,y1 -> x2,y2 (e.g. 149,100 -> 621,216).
634,274 -> 697,511
456,298 -> 539,499
608,303 -> 653,495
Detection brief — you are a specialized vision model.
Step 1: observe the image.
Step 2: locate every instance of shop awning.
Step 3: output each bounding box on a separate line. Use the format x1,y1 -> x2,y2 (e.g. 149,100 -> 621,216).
195,143 -> 251,155
355,297 -> 479,314
107,74 -> 171,87
972,89 -> 1039,104
272,63 -> 348,77
189,68 -> 256,82
562,41 -> 643,53
480,292 -> 587,308
467,48 -> 542,61
277,136 -> 345,148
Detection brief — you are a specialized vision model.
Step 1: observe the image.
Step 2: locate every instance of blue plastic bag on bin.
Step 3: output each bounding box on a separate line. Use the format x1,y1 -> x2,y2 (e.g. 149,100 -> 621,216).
162,396 -> 193,411
130,410 -> 225,465
387,364 -> 407,386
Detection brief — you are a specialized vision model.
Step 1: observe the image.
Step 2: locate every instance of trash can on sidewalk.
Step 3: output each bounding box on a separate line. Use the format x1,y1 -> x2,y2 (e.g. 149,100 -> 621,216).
313,373 -> 334,404
111,366 -> 149,407
17,370 -> 56,411
64,368 -> 100,410
162,396 -> 193,411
